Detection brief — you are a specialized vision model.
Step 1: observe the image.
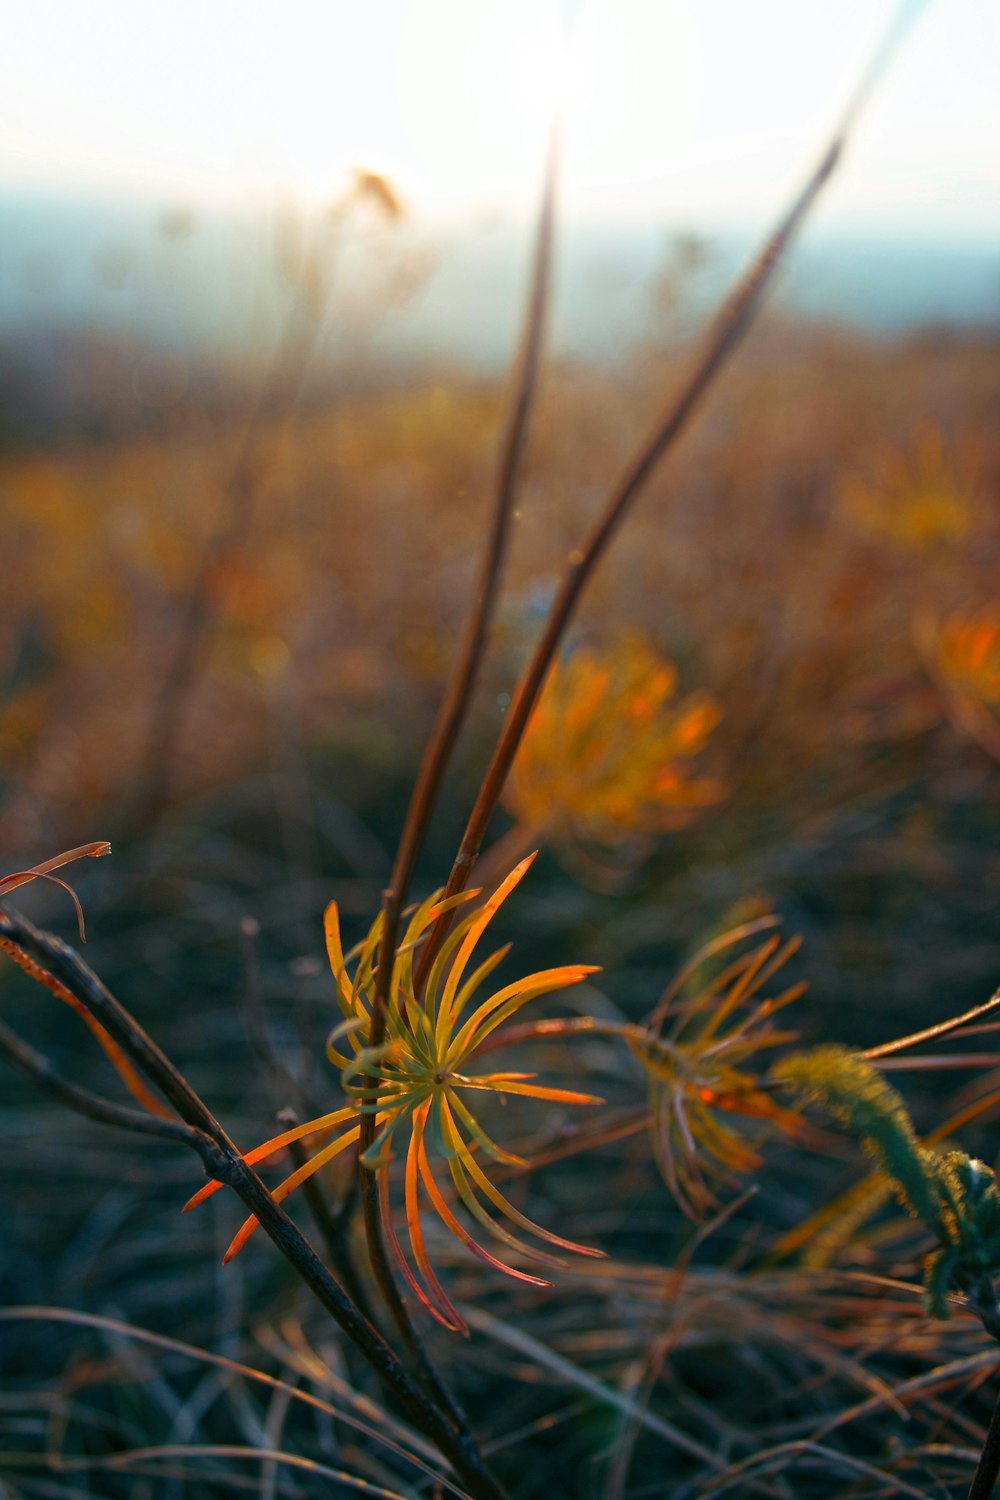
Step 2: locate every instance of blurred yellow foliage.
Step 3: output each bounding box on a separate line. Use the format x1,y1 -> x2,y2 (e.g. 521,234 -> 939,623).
841,427 -> 977,553
505,634 -> 724,848
1,340 -> 996,852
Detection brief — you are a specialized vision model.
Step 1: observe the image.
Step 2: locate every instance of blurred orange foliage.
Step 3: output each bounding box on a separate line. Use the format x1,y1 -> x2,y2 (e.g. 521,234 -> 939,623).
928,605 -> 1000,762
935,608 -> 1000,706
505,634 -> 724,850
1,328 -> 997,853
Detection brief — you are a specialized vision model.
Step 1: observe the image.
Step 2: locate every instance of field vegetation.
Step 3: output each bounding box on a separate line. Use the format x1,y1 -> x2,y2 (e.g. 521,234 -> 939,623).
2,42 -> 1000,1500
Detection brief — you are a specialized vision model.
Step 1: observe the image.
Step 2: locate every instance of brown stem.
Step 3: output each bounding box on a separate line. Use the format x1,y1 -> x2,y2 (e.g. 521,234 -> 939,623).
865,987 -> 1000,1062
969,1379 -> 1000,1500
355,122 -> 558,1409
0,910 -> 505,1500
470,1014 -> 645,1058
366,123 -> 558,1055
500,1110 -> 651,1178
413,8 -> 916,993
463,822 -> 540,899
282,1118 -> 375,1327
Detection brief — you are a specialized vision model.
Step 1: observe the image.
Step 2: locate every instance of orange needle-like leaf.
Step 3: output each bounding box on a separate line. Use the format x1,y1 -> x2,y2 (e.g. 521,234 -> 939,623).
416,1123 -> 550,1289
404,1103 -> 468,1331
435,852 -> 538,1048
222,1123 -> 362,1262
380,1162 -> 466,1333
454,1074 -> 604,1106
183,1107 -> 358,1212
0,933 -> 168,1117
442,1095 -> 604,1260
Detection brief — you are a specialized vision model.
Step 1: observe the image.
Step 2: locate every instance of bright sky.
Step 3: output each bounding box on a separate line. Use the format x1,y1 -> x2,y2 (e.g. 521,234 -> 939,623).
1,0 -> 997,238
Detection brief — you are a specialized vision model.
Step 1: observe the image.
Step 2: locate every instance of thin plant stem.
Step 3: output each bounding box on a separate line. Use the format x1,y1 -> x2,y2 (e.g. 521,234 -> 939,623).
365,122 -> 558,1054
241,920 -> 378,1320
0,1017 -> 198,1149
968,1382 -> 1000,1500
355,122 -> 559,1409
413,0 -> 926,993
0,910 -> 505,1500
464,822 -> 540,898
281,1115 -> 376,1327
470,1013 -> 645,1057
865,989 -> 1000,1061
497,1110 -> 650,1178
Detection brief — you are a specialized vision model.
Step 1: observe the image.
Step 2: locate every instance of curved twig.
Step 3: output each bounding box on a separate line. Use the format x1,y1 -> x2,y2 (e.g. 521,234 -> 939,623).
0,910 -> 505,1500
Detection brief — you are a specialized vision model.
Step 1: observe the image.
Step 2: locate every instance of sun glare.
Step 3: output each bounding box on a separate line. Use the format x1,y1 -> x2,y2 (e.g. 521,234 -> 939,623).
0,0 -> 997,232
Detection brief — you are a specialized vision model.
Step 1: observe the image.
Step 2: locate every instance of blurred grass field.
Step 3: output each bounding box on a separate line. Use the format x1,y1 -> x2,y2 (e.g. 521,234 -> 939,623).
3,290 -> 1000,1496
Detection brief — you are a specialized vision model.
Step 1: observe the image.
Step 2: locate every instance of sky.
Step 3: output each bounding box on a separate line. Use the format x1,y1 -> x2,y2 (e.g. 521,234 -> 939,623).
1,0 -> 997,239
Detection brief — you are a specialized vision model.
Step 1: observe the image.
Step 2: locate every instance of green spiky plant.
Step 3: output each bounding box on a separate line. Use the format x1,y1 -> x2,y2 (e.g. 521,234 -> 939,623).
776,1045 -> 1000,1500
775,1046 -> 1000,1324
